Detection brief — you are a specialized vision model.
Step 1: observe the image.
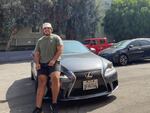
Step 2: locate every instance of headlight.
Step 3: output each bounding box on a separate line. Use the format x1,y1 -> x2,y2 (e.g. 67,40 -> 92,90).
60,73 -> 75,82
60,74 -> 70,82
104,62 -> 116,77
60,74 -> 74,90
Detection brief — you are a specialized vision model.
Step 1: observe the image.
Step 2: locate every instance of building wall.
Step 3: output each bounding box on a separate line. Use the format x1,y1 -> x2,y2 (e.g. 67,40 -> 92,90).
11,27 -> 42,46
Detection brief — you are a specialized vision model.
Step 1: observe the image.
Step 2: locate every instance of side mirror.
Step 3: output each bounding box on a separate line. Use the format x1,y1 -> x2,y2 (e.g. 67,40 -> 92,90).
90,47 -> 96,53
128,45 -> 134,49
129,45 -> 134,48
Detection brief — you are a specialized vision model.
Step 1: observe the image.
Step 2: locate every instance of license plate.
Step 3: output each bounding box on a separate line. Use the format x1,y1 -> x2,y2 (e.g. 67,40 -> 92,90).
83,79 -> 98,90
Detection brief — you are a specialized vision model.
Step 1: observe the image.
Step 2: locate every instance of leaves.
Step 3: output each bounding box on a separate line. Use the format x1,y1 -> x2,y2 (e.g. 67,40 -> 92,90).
104,0 -> 150,41
0,0 -> 102,41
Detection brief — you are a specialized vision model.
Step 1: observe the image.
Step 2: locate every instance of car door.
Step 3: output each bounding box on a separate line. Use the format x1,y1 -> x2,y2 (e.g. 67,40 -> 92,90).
90,40 -> 99,54
99,39 -> 106,50
127,40 -> 144,61
139,40 -> 150,58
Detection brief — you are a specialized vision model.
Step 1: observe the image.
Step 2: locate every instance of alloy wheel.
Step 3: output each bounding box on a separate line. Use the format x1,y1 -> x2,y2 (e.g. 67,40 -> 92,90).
119,54 -> 128,66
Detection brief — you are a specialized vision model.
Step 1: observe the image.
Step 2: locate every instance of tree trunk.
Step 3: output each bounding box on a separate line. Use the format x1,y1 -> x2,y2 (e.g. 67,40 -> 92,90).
5,34 -> 13,51
5,28 -> 17,51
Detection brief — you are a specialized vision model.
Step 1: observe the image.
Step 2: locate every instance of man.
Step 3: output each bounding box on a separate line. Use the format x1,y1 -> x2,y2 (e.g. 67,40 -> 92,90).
33,22 -> 63,113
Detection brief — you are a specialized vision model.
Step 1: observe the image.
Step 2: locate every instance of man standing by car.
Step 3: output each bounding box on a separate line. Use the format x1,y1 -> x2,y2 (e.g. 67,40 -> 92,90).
33,22 -> 63,113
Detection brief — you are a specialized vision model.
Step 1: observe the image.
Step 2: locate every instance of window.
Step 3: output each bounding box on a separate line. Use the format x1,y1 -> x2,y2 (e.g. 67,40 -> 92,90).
32,26 -> 40,33
90,40 -> 97,45
140,40 -> 150,46
129,41 -> 141,47
63,41 -> 89,54
100,39 -> 105,44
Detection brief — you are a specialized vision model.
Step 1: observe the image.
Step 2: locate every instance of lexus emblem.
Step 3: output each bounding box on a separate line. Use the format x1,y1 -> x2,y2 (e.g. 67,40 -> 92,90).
85,72 -> 93,79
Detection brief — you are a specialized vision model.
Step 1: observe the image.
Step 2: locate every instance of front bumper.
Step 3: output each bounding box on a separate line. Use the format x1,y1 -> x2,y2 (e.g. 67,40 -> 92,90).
36,66 -> 118,101
58,70 -> 118,101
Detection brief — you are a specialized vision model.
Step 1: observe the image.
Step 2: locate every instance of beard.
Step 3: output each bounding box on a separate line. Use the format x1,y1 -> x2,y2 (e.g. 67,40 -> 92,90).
45,33 -> 50,36
43,32 -> 51,36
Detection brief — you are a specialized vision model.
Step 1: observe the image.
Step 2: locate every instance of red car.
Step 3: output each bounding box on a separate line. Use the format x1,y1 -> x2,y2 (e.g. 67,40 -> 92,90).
83,37 -> 113,54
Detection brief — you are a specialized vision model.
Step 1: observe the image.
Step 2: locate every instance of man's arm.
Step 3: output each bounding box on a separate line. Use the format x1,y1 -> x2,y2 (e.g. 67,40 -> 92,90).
48,45 -> 63,66
34,51 -> 41,70
34,51 -> 40,64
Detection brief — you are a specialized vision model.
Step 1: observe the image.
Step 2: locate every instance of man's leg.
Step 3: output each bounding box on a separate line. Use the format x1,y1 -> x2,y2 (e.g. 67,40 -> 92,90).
36,75 -> 47,108
33,74 -> 47,113
50,71 -> 60,104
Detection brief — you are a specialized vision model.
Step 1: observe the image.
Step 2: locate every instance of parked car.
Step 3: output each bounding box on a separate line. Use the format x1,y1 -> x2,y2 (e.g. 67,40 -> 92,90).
83,37 -> 113,54
31,40 -> 118,101
98,38 -> 150,66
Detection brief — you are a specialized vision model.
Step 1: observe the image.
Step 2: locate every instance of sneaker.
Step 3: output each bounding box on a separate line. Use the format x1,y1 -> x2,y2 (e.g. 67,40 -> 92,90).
50,103 -> 59,113
32,107 -> 42,113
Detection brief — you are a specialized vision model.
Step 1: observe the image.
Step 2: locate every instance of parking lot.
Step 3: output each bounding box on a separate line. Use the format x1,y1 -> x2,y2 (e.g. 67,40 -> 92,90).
0,61 -> 150,113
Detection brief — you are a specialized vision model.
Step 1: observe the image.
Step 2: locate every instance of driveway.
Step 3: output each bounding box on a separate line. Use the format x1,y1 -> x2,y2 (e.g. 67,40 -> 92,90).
0,61 -> 150,113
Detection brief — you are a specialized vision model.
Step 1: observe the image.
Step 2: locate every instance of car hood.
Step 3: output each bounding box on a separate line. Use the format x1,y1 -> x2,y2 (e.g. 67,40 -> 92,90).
100,47 -> 120,54
61,52 -> 106,72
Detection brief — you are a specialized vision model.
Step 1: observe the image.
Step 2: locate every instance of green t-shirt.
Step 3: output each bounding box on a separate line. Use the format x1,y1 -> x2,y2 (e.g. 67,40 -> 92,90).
34,34 -> 63,63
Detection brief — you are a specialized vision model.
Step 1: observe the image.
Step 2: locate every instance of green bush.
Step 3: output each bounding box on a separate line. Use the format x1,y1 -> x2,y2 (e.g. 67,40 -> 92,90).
103,0 -> 150,41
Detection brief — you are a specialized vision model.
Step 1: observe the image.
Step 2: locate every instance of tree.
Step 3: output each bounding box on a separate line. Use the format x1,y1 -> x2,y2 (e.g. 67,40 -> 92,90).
1,0 -> 54,50
0,4 -> 3,37
1,0 -> 102,50
103,0 -> 150,41
52,0 -> 101,40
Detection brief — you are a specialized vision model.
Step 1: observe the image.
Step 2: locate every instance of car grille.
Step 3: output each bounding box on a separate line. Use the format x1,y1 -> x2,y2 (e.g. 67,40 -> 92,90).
70,70 -> 107,97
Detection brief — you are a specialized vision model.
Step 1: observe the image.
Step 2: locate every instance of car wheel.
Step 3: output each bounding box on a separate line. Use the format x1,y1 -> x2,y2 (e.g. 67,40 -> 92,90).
119,54 -> 128,66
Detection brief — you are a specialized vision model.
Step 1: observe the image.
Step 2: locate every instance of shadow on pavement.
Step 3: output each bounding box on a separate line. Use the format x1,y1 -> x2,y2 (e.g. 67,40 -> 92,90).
114,59 -> 150,67
130,59 -> 150,65
6,77 -> 117,113
6,77 -> 35,113
58,95 -> 116,113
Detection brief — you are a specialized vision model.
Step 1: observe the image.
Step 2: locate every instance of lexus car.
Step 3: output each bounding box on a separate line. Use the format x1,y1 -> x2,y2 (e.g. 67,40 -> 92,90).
31,40 -> 118,101
99,38 -> 150,66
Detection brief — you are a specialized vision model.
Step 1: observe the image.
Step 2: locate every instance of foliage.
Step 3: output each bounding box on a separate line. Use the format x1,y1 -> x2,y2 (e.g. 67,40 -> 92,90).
103,0 -> 150,41
52,0 -> 101,40
0,0 -> 101,40
0,4 -> 3,36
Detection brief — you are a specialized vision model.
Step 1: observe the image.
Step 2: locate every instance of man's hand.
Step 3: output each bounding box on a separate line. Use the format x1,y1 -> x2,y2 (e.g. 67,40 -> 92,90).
48,60 -> 56,66
36,63 -> 41,70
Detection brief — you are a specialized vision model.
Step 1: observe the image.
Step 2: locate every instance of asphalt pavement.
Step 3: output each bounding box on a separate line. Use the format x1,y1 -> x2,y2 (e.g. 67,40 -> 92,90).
0,61 -> 150,113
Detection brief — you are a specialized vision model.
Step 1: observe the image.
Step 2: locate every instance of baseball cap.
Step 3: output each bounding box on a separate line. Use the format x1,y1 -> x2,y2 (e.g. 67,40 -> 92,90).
42,22 -> 53,29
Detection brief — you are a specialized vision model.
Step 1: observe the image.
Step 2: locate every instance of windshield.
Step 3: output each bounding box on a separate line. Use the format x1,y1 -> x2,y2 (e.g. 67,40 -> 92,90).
63,41 -> 89,54
83,40 -> 91,45
112,40 -> 130,48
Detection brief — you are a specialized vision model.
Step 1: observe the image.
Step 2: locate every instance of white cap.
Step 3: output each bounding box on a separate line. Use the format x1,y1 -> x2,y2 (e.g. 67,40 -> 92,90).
42,22 -> 53,29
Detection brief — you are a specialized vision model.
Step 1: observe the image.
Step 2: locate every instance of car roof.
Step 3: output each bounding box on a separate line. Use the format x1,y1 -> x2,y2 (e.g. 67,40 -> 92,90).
129,38 -> 150,42
84,37 -> 107,40
134,38 -> 150,40
118,38 -> 150,42
63,40 -> 79,42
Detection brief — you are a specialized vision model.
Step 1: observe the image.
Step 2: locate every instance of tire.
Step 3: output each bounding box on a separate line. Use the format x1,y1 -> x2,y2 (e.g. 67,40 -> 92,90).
119,54 -> 128,66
